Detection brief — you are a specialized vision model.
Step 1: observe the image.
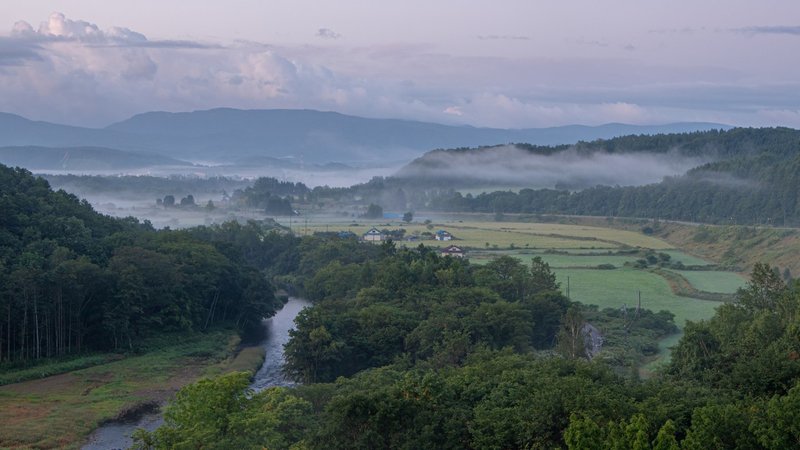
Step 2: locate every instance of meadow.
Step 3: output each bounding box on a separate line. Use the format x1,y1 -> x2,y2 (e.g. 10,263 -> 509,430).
0,330 -> 264,449
673,270 -> 747,294
297,216 -> 679,250
552,268 -> 720,327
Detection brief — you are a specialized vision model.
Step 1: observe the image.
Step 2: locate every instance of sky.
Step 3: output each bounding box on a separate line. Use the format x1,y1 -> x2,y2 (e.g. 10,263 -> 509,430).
0,1 -> 799,128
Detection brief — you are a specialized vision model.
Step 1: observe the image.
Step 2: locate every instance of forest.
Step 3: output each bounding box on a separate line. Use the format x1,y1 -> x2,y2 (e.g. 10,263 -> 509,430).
133,240 -> 800,449
0,165 -> 280,362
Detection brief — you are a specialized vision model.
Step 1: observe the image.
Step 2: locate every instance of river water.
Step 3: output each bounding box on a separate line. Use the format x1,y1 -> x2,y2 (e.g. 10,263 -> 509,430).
82,297 -> 310,450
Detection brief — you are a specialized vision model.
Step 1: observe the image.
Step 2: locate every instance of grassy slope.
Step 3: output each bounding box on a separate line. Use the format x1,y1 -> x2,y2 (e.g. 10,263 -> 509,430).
0,331 -> 264,449
674,270 -> 747,294
553,268 -> 719,327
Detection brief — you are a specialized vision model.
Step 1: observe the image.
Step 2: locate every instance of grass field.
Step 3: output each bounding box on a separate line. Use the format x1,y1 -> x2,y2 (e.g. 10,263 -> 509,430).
467,222 -> 673,248
553,268 -> 720,327
297,217 -> 679,250
470,251 -> 638,268
660,250 -> 712,266
0,330 -> 263,449
675,270 -> 747,294
302,221 -> 618,249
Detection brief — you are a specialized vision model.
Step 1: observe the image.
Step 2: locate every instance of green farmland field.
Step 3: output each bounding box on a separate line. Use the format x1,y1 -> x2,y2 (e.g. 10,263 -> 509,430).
470,251 -> 638,268
675,270 -> 747,294
553,268 -> 720,327
660,250 -> 712,266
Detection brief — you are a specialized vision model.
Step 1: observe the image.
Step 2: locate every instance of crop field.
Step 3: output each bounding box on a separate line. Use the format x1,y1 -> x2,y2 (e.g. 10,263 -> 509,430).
466,222 -> 673,249
470,251 -> 638,268
297,217 -> 680,250
674,270 -> 747,294
301,221 -> 618,249
660,250 -> 712,266
553,268 -> 720,327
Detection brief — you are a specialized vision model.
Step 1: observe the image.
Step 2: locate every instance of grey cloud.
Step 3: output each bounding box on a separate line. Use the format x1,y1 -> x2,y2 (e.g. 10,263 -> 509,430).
0,38 -> 43,65
733,25 -> 800,36
316,28 -> 341,39
121,53 -> 158,80
567,37 -> 609,48
477,35 -> 530,41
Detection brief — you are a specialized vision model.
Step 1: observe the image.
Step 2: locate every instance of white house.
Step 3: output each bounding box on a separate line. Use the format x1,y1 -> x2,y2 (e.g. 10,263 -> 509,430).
435,230 -> 453,241
363,227 -> 384,242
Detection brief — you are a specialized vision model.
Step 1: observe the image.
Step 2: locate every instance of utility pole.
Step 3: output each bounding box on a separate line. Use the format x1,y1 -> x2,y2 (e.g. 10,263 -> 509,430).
566,276 -> 570,301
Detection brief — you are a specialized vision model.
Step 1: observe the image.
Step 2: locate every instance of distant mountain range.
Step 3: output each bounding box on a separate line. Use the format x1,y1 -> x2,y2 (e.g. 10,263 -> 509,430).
0,146 -> 190,171
0,108 -> 729,166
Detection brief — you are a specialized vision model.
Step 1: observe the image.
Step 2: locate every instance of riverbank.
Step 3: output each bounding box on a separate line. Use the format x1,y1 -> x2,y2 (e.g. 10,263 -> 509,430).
85,297 -> 311,449
0,329 -> 264,449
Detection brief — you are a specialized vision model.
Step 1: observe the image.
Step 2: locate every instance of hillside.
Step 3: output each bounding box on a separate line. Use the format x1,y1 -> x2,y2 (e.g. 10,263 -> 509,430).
0,109 -> 726,164
396,127 -> 796,189
388,128 -> 800,225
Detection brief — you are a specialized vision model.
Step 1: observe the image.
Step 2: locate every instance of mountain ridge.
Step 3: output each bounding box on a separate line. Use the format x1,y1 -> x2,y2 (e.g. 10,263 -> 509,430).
0,108 -> 731,164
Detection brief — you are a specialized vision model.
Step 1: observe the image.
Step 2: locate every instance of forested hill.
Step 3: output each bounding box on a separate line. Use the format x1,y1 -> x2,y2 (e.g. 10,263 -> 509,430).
388,127 -> 800,225
396,127 -> 798,187
0,164 -> 279,362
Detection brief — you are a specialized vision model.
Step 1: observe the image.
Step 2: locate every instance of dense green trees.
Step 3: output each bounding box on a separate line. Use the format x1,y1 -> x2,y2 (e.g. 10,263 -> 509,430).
134,247 -> 800,449
0,165 -> 280,362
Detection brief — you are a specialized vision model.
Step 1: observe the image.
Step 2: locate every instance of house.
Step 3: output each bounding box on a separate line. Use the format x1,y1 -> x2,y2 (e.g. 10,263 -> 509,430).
362,227 -> 384,242
440,245 -> 466,258
435,230 -> 454,241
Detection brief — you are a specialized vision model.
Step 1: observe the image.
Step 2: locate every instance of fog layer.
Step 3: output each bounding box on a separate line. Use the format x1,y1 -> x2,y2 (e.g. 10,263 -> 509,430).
397,145 -> 710,189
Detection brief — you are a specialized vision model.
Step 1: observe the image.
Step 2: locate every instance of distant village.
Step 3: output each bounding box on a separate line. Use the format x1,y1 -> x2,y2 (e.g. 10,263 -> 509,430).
363,226 -> 466,258
315,226 -> 466,258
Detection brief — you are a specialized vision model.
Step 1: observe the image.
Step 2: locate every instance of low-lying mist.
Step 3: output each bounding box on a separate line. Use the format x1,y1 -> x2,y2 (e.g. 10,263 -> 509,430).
38,163 -> 400,190
396,145 -> 711,190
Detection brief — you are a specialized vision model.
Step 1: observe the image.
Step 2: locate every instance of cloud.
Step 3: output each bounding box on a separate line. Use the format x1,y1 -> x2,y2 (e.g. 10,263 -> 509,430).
476,34 -> 530,41
12,12 -> 147,44
316,28 -> 341,39
0,12 -> 799,131
10,13 -> 213,49
0,38 -> 42,65
732,25 -> 800,36
443,106 -> 463,116
566,37 -> 609,48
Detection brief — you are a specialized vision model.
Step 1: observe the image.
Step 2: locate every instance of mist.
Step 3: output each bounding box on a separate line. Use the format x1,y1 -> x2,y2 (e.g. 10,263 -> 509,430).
41,163 -> 404,229
395,145 -> 711,190
37,162 -> 401,189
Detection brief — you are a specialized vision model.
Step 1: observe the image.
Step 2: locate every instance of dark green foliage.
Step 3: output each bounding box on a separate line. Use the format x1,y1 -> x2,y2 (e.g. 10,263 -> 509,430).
133,234 -> 800,449
132,371 -> 313,449
668,263 -> 800,396
363,203 -> 383,219
0,165 -> 280,362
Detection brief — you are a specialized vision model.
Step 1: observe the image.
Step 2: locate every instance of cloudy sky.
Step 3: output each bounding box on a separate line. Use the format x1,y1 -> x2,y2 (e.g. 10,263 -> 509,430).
1,1 -> 799,128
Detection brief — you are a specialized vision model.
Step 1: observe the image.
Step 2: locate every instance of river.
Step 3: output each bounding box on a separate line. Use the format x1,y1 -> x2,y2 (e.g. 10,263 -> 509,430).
82,297 -> 310,450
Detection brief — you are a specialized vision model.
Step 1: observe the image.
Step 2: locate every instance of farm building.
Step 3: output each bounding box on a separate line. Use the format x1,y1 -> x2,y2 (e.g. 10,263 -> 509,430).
440,245 -> 466,258
362,227 -> 384,242
435,230 -> 454,241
